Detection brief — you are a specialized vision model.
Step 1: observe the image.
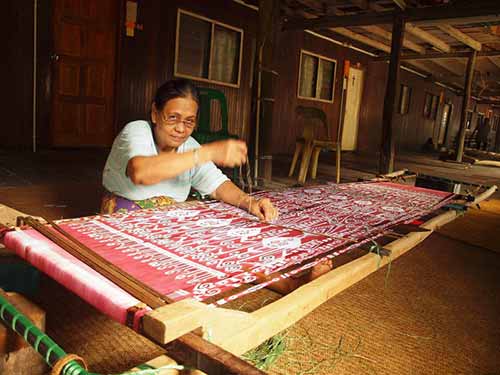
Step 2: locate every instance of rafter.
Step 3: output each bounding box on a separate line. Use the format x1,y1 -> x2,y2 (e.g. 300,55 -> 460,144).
437,25 -> 482,51
292,2 -> 392,53
282,3 -> 500,30
375,50 -> 500,61
405,23 -> 451,53
362,25 -> 425,53
392,0 -> 406,10
488,56 -> 500,69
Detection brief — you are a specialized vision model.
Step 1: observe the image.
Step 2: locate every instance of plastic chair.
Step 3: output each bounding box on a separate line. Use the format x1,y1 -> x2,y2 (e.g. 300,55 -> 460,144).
193,88 -> 239,144
288,106 -> 336,184
193,88 -> 239,180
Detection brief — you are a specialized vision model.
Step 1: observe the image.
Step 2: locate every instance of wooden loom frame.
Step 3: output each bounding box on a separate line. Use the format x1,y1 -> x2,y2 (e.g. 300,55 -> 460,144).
0,182 -> 497,374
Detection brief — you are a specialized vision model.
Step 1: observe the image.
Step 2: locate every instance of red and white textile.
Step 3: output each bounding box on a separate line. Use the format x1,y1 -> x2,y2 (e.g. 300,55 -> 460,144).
2,182 -> 453,317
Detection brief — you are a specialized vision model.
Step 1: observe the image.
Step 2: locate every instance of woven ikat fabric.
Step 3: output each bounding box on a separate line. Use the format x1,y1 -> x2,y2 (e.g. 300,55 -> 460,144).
56,182 -> 453,304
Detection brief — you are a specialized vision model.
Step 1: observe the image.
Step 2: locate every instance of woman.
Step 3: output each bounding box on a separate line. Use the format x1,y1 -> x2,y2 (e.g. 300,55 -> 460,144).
102,78 -> 277,221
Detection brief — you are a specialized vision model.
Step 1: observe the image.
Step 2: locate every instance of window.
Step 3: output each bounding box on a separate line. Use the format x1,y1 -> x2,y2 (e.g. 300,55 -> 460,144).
175,10 -> 243,87
398,84 -> 412,114
423,92 -> 439,119
297,50 -> 337,103
493,115 -> 499,132
466,111 -> 473,129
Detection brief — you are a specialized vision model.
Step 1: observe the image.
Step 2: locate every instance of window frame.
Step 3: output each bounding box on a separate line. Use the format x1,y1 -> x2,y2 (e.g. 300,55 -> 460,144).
297,49 -> 337,103
398,84 -> 412,115
423,92 -> 439,120
174,9 -> 244,88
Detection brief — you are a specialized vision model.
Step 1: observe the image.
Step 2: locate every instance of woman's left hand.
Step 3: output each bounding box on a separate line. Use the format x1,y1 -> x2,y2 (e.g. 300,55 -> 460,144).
248,198 -> 278,222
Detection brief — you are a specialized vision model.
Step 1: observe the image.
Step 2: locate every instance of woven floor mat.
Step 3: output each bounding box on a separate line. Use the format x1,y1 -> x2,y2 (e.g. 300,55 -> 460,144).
437,199 -> 500,252
266,233 -> 500,375
33,278 -> 165,374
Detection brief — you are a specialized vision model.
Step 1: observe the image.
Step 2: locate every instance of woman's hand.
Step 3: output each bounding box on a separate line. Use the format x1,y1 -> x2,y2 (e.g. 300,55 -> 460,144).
247,197 -> 279,222
202,139 -> 247,167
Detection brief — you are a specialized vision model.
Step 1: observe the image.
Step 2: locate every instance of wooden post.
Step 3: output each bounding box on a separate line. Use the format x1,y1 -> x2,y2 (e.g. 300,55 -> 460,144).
455,50 -> 477,162
252,0 -> 280,184
379,14 -> 406,174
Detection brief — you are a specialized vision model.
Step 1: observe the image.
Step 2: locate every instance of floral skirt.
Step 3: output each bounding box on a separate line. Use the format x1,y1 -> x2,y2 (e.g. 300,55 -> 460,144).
100,192 -> 176,214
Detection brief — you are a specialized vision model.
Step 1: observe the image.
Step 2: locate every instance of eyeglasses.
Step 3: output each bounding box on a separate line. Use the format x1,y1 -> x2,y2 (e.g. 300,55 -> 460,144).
160,114 -> 197,130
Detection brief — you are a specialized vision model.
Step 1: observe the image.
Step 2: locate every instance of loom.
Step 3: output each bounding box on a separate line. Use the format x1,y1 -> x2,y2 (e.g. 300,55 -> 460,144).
1,178 -> 497,374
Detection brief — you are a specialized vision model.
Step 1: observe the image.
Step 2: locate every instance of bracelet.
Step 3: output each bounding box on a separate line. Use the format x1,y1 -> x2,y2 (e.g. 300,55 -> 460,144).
193,148 -> 200,167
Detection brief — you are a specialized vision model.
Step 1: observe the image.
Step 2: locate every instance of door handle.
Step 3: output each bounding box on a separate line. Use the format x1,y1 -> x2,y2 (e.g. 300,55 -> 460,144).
51,53 -> 60,61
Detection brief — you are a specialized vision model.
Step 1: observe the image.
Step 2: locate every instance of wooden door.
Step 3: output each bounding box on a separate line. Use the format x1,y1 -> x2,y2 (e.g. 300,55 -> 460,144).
438,103 -> 452,145
341,67 -> 364,151
51,0 -> 118,147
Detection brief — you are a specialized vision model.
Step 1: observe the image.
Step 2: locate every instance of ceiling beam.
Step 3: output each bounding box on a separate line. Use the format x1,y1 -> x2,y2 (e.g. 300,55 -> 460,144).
392,0 -> 406,10
292,1 -> 393,52
405,23 -> 451,52
437,25 -> 482,51
477,99 -> 500,104
282,4 -> 500,31
375,50 -> 500,61
296,0 -> 425,54
362,25 -> 425,53
331,27 -> 391,52
432,58 -> 465,76
488,56 -> 500,69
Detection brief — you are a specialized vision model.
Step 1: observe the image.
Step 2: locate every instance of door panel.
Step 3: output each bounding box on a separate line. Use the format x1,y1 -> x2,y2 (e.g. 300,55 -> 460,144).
58,62 -> 80,96
341,67 -> 364,151
51,0 -> 117,147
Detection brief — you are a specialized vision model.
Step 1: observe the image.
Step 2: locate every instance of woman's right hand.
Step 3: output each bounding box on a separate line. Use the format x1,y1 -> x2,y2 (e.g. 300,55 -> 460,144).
203,139 -> 248,167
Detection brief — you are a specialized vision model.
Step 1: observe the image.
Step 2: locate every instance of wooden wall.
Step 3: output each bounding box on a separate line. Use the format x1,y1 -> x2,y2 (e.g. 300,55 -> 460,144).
272,31 -> 371,154
4,0 -> 498,156
3,1 -> 35,149
357,61 -> 464,154
116,0 -> 258,141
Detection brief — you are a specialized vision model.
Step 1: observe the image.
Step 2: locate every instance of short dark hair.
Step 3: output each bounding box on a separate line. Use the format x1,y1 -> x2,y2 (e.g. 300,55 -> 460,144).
153,78 -> 200,112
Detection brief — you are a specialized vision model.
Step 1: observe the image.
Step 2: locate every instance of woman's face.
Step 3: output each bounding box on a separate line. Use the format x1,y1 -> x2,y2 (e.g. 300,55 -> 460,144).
152,97 -> 198,152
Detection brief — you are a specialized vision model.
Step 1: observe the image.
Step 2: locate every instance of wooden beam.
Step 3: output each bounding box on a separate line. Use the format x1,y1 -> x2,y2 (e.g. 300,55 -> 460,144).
488,56 -> 500,69
375,50 -> 500,61
392,0 -> 406,10
437,25 -> 482,51
432,58 -> 465,76
405,23 -> 451,53
292,7 -> 392,52
363,25 -> 425,53
332,27 -> 391,52
456,51 -> 478,163
379,15 -> 405,174
282,4 -> 500,30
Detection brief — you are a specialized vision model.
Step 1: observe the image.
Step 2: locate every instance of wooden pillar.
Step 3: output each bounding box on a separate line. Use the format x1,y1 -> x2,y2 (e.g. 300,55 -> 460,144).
379,15 -> 405,174
455,50 -> 477,162
252,0 -> 280,184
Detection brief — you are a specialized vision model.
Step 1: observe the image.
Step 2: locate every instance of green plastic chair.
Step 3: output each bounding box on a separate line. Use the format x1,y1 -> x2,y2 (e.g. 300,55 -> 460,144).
193,88 -> 239,180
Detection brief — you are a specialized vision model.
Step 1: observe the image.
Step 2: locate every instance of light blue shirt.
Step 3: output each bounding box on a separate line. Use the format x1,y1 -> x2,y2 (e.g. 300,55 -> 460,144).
103,120 -> 229,201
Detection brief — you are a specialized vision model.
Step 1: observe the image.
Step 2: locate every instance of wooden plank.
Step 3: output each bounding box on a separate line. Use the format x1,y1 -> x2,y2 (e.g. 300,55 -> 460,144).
166,333 -> 266,375
437,25 -> 482,51
392,0 -> 406,10
362,25 -> 425,53
432,58 -> 465,76
456,51 -> 478,162
282,4 -> 500,30
332,27 -> 391,52
379,15 -> 405,174
376,50 -> 500,61
488,56 -> 500,69
292,7 -> 392,52
405,23 -> 451,53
